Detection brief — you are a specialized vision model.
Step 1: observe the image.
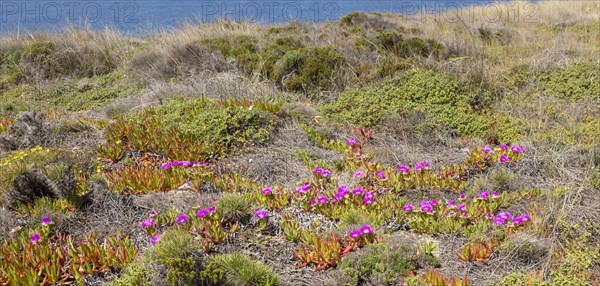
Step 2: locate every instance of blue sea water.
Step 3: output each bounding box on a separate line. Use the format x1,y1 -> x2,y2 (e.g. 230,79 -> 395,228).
0,0 -> 535,35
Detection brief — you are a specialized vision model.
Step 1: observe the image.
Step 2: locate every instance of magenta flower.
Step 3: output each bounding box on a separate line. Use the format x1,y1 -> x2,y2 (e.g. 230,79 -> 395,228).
352,189 -> 364,196
458,204 -> 467,212
161,163 -> 172,170
500,145 -> 509,150
176,214 -> 187,224
512,214 -> 531,225
149,210 -> 157,217
497,212 -> 512,220
402,205 -> 413,212
448,211 -> 456,217
151,234 -> 161,245
397,165 -> 410,175
485,212 -> 493,219
461,213 -> 469,218
346,138 -> 356,147
499,155 -> 509,163
180,161 -> 191,167
262,188 -> 273,196
322,170 -> 331,177
447,201 -> 457,209
338,185 -> 350,194
458,194 -> 466,201
511,146 -> 526,153
41,217 -> 50,226
354,171 -> 364,179
363,197 -> 374,205
317,196 -> 328,204
349,230 -> 361,239
171,162 -> 180,167
333,193 -> 345,202
491,192 -> 500,198
140,218 -> 154,228
420,204 -> 433,213
475,192 -> 489,200
365,191 -> 375,199
295,183 -> 310,193
493,217 -> 506,226
254,210 -> 268,220
415,162 -> 431,173
376,171 -> 386,180
30,234 -> 41,244
430,200 -> 439,207
313,168 -> 324,175
481,147 -> 492,153
197,209 -> 209,219
360,225 -> 372,235
208,206 -> 216,214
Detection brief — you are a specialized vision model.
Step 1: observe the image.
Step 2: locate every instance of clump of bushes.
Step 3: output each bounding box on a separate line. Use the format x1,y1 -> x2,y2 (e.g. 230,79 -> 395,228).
322,68 -> 493,138
200,253 -> 280,286
537,62 -> 600,101
376,32 -> 444,59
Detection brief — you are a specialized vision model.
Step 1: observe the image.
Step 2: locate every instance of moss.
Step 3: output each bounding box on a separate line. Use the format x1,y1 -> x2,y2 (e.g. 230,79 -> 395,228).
537,62 -> 600,100
322,68 -> 493,138
200,253 -> 279,286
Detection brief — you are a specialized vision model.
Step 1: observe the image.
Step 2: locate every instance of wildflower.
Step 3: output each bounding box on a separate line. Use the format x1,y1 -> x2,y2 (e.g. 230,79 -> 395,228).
376,171 -> 386,180
354,171 -> 364,179
180,161 -> 191,167
447,201 -> 457,209
497,212 -> 512,220
458,204 -> 467,212
171,162 -> 180,167
333,193 -> 345,202
402,205 -> 413,212
512,214 -> 531,225
397,165 -> 410,175
491,192 -> 500,199
430,200 -> 439,207
475,192 -> 489,200
485,213 -> 493,219
208,206 -> 216,214
499,155 -> 509,163
317,196 -> 328,204
363,197 -> 374,205
349,230 -> 361,239
262,188 -> 273,196
30,234 -> 41,244
313,168 -> 324,175
41,217 -> 50,226
254,210 -> 268,220
481,147 -> 492,153
322,170 -> 331,177
436,173 -> 441,179
197,209 -> 209,219
511,146 -> 526,153
458,194 -> 466,201
295,183 -> 310,194
151,234 -> 161,245
500,145 -> 509,150
461,213 -> 469,218
176,214 -> 188,225
352,189 -> 364,196
338,186 -> 350,194
448,211 -> 456,217
160,163 -> 172,170
420,204 -> 433,213
149,210 -> 157,217
346,138 -> 356,147
365,191 -> 375,199
415,162 -> 431,173
140,219 -> 154,228
360,225 -> 372,235
492,217 -> 506,226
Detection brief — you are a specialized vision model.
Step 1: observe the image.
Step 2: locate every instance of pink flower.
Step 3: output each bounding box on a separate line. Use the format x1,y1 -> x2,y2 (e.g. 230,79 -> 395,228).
511,146 -> 526,153
491,192 -> 500,198
499,155 -> 509,163
458,204 -> 467,212
376,171 -> 386,180
493,217 -> 506,225
352,189 -> 364,196
317,196 -> 328,204
497,212 -> 512,220
349,230 -> 361,239
415,162 -> 431,173
161,163 -> 172,170
262,188 -> 273,196
151,234 -> 161,245
140,218 -> 154,228
500,145 -> 509,150
360,225 -> 372,235
254,210 -> 268,220
354,171 -> 364,179
363,197 -> 374,205
485,213 -> 493,219
365,191 -> 375,199
30,234 -> 41,244
176,214 -> 187,224
322,170 -> 331,177
197,209 -> 209,219
402,205 -> 413,212
458,194 -> 466,201
397,165 -> 410,174
41,217 -> 50,226
481,147 -> 492,153
447,201 -> 457,209
346,138 -> 356,147
149,210 -> 157,217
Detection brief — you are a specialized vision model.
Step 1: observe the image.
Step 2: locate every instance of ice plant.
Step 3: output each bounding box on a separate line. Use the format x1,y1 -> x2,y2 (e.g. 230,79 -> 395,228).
262,187 -> 273,195
354,171 -> 364,179
497,212 -> 511,220
352,188 -> 364,196
176,214 -> 187,224
481,147 -> 492,153
360,225 -> 372,235
140,218 -> 154,228
459,194 -> 466,201
41,217 -> 50,226
491,192 -> 500,198
254,210 -> 268,220
500,145 -> 509,150
151,234 -> 161,245
397,165 -> 410,174
346,138 -> 356,147
30,233 -> 41,244
161,163 -> 171,170
475,192 -> 489,200
197,209 -> 209,219
149,210 -> 157,217
499,155 -> 509,163
415,162 -> 431,172
322,170 -> 331,177
376,171 -> 386,180
492,217 -> 506,226
420,202 -> 434,214
402,205 -> 413,212
447,201 -> 457,209
317,196 -> 328,204
458,204 -> 467,212
363,197 -> 374,205
349,230 -> 361,239
511,146 -> 526,153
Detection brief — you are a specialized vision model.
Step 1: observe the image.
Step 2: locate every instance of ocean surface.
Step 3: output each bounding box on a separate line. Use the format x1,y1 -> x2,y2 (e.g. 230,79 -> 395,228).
0,0 -> 532,35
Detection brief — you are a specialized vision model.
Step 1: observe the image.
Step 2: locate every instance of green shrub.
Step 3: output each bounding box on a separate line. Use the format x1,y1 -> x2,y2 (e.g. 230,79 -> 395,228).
201,253 -> 279,286
215,193 -> 253,223
322,68 -> 492,138
151,230 -> 201,286
376,32 -> 444,58
273,47 -> 346,92
495,272 -> 545,286
537,62 -> 600,100
200,35 -> 258,60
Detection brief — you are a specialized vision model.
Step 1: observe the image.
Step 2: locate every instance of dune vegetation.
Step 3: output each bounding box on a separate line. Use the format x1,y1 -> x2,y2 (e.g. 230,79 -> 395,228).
0,1 -> 599,285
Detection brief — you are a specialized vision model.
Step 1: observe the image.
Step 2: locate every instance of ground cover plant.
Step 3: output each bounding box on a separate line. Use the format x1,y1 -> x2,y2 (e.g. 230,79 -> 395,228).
0,1 -> 599,285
